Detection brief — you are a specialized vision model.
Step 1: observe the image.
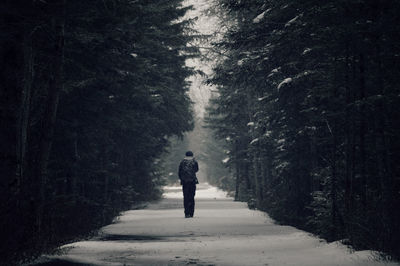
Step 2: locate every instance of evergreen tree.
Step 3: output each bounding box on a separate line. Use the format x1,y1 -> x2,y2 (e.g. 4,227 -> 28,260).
0,0 -> 197,263
207,0 -> 400,259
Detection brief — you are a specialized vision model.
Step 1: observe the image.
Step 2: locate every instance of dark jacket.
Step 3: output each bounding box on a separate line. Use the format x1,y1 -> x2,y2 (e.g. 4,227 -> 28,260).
178,157 -> 199,184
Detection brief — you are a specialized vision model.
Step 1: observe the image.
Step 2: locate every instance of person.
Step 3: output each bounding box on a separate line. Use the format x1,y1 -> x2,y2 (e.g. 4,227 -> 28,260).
178,151 -> 199,218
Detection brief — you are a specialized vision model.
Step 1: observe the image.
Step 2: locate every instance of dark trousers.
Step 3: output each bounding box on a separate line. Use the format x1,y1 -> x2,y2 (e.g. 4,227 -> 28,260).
182,182 -> 196,217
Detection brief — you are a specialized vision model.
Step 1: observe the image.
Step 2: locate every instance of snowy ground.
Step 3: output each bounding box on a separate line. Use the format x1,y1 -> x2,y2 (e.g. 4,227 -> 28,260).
34,183 -> 398,266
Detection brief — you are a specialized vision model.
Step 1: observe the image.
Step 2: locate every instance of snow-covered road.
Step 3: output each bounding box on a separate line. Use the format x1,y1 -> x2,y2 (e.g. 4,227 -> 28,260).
35,184 -> 398,266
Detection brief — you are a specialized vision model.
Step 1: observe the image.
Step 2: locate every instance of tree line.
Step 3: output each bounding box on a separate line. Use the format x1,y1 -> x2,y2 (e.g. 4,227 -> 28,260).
206,0 -> 400,259
0,0 -> 196,264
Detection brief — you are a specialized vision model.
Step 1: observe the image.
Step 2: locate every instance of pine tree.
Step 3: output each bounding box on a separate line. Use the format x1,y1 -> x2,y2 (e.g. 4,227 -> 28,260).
207,0 -> 400,259
0,0 -> 198,263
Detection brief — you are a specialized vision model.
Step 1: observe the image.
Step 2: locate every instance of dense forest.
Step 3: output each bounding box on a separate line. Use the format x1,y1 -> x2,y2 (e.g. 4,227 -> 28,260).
206,0 -> 400,260
0,0 -> 197,264
2,0 -> 400,264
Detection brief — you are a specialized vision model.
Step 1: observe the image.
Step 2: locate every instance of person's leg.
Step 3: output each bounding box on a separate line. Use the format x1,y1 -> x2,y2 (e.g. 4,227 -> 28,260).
182,183 -> 190,217
189,183 -> 196,217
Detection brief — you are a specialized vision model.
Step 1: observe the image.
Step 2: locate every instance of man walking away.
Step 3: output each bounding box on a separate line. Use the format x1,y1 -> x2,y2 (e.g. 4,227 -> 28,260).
178,151 -> 199,218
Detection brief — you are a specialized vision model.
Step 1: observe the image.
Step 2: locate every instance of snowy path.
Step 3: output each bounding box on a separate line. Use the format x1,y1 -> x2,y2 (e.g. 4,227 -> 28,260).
36,184 -> 398,266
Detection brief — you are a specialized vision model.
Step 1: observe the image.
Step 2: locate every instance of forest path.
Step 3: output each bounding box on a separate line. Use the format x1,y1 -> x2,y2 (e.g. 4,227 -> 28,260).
36,184 -> 397,266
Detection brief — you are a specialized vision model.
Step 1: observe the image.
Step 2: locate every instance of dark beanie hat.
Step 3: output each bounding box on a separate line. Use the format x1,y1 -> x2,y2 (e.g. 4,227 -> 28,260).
185,151 -> 193,156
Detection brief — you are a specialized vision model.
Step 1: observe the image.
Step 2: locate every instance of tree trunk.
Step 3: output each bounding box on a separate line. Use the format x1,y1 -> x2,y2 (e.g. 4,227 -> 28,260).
330,56 -> 339,240
374,35 -> 394,251
234,140 -> 241,201
36,4 -> 65,233
71,119 -> 79,202
16,32 -> 34,205
234,158 -> 240,201
344,42 -> 354,232
358,53 -> 367,208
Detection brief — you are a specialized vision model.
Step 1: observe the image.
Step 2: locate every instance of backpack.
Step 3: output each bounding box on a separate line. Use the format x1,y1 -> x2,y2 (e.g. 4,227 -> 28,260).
179,159 -> 198,183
